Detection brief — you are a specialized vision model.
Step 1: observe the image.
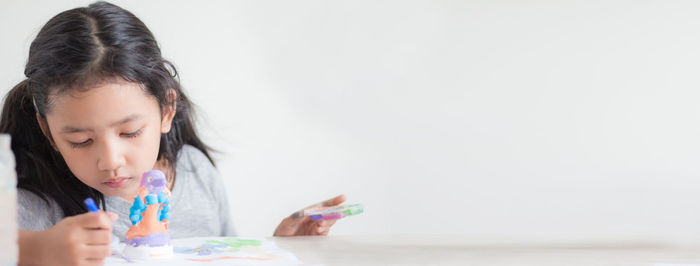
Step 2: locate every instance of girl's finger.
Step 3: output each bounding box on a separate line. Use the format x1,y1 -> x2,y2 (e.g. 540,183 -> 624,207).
315,218 -> 340,229
274,215 -> 311,236
84,258 -> 107,266
83,244 -> 112,260
315,222 -> 331,235
303,194 -> 347,210
304,224 -> 316,235
83,229 -> 112,245
289,210 -> 305,220
324,219 -> 337,228
77,212 -> 114,230
321,194 -> 346,207
319,227 -> 330,235
312,220 -> 326,234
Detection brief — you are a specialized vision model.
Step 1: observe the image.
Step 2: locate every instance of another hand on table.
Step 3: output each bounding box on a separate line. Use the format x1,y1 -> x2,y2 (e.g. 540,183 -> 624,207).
273,194 -> 346,236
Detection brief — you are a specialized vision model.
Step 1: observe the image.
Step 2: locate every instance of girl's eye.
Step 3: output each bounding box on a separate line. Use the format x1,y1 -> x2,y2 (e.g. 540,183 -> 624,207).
121,129 -> 143,138
70,139 -> 92,148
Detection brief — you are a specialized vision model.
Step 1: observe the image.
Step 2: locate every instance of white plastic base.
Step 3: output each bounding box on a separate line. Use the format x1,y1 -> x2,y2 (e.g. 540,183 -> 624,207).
123,244 -> 173,259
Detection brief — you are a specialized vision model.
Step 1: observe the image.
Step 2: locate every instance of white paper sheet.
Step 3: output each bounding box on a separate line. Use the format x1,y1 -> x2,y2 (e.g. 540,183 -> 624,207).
105,237 -> 302,265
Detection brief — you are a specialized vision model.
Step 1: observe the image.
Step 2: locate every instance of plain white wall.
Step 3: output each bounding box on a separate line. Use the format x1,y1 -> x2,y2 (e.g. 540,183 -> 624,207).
3,0 -> 700,243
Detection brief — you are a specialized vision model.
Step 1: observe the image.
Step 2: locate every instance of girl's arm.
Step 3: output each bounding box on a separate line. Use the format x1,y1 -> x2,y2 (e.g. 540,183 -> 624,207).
17,212 -> 117,266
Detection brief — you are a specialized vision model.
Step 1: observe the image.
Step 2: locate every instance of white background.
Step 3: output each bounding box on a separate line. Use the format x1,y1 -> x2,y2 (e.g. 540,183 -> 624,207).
2,0 -> 700,243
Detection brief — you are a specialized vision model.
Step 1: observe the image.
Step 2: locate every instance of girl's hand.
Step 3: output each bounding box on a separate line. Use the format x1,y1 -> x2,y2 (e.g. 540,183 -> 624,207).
273,194 -> 346,236
20,211 -> 118,266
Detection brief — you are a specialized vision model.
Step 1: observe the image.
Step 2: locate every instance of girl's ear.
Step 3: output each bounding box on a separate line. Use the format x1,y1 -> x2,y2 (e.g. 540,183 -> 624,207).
160,89 -> 177,133
35,112 -> 58,151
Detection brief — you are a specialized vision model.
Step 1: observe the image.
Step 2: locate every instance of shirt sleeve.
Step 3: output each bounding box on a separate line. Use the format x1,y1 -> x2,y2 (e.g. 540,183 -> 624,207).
17,189 -> 64,231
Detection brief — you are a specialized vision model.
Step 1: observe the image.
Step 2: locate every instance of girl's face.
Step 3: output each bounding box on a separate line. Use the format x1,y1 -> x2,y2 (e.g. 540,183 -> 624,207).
40,81 -> 175,200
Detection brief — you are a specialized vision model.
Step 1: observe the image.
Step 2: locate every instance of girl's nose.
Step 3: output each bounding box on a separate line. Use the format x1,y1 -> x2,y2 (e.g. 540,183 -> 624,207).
96,137 -> 126,172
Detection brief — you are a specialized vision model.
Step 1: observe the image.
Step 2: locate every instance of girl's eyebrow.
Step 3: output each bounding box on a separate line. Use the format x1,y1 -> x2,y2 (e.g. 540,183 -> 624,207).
60,114 -> 142,133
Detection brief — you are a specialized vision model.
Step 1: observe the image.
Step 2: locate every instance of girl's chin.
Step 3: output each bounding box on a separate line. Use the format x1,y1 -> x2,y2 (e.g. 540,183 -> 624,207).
100,183 -> 139,200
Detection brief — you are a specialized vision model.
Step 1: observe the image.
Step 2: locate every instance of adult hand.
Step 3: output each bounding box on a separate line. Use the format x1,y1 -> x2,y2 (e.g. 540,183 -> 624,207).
273,194 -> 346,236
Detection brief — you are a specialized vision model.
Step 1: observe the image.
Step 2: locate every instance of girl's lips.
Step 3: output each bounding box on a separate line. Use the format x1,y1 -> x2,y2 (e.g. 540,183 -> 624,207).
104,177 -> 131,188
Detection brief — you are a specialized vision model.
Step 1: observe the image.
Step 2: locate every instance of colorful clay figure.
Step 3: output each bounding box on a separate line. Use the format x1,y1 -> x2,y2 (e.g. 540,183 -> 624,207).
123,170 -> 174,259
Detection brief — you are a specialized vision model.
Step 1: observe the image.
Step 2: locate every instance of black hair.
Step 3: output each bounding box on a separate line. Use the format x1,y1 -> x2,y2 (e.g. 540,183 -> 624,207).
0,1 -> 213,217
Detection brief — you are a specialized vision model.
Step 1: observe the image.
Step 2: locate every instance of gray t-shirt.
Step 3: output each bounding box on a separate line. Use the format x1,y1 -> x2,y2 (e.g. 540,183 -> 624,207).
17,145 -> 236,242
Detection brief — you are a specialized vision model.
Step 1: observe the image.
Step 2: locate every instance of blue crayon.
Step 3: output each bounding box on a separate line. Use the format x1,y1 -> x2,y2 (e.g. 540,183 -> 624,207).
85,197 -> 121,247
84,197 -> 99,212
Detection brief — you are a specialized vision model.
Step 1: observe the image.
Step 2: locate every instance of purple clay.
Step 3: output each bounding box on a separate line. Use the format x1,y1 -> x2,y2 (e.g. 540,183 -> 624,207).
142,170 -> 167,194
126,232 -> 171,247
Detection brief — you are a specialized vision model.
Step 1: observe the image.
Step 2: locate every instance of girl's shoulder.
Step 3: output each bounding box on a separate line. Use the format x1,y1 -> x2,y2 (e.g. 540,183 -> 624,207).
177,144 -> 213,169
17,188 -> 64,230
175,144 -> 219,188
172,144 -> 226,211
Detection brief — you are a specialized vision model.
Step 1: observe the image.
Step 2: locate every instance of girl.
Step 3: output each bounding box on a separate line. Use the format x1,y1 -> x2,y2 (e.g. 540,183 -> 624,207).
2,2 -> 346,265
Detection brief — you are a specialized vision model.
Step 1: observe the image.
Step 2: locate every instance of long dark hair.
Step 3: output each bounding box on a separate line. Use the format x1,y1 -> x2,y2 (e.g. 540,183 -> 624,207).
0,1 -> 213,217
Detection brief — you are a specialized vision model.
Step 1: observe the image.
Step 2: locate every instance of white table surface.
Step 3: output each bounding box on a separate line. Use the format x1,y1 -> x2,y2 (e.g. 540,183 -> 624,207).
269,235 -> 700,266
